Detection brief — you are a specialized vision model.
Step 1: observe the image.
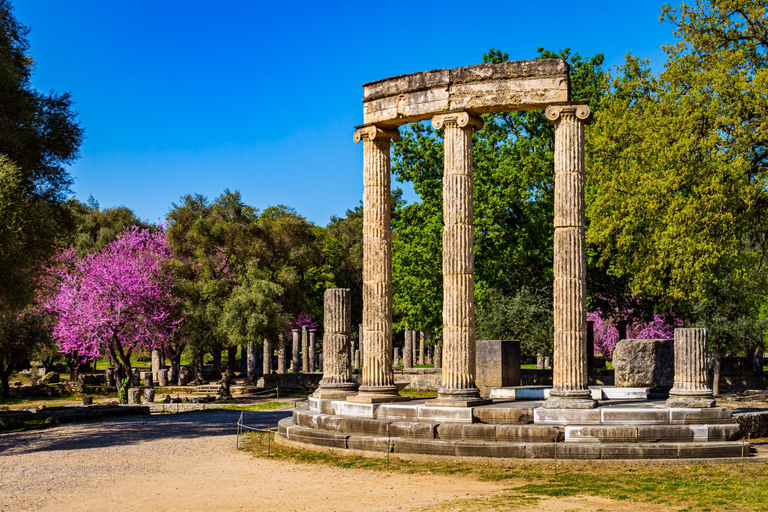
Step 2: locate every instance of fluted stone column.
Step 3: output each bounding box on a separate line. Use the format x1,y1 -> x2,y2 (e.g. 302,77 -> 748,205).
394,347 -> 400,367
349,125 -> 407,403
291,328 -> 300,373
418,330 -> 425,365
430,111 -> 489,407
247,340 -> 257,380
301,325 -> 310,373
151,350 -> 161,383
668,328 -> 715,408
277,334 -> 286,374
404,333 -> 413,369
354,350 -> 360,368
543,103 -> 596,409
435,345 -> 442,370
263,338 -> 272,375
411,330 -> 417,365
309,329 -> 317,373
315,288 -> 357,398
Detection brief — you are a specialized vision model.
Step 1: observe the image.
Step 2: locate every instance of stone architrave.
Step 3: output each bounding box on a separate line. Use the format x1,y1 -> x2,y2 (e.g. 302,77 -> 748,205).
291,328 -> 300,373
309,329 -> 317,372
429,111 -> 489,407
277,334 -> 286,374
348,125 -> 407,404
418,330 -> 425,365
404,333 -> 413,369
247,340 -> 257,380
543,104 -> 596,410
315,288 -> 357,398
668,328 -> 716,408
302,326 -> 310,373
263,338 -> 272,375
435,345 -> 442,370
613,339 -> 674,387
151,350 -> 161,383
158,369 -> 169,387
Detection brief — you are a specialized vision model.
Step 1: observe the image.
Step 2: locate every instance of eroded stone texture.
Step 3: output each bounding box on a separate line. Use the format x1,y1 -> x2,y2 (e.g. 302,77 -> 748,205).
431,111 -> 488,407
127,388 -> 141,405
668,328 -> 715,408
143,388 -> 155,404
158,369 -> 169,387
418,330 -> 425,365
151,350 -> 161,383
394,347 -> 400,367
315,288 -> 356,398
613,339 -> 673,387
291,328 -> 300,374
362,60 -> 569,127
350,125 -> 403,403
277,334 -> 286,374
543,104 -> 595,410
435,346 -> 442,370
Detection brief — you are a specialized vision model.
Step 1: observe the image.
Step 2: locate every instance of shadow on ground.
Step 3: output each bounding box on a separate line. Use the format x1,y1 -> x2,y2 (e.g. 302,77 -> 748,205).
0,409 -> 291,455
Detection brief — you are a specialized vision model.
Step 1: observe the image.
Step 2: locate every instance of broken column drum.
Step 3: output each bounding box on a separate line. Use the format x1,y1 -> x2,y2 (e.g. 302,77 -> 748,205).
315,288 -> 356,398
277,334 -> 286,374
667,328 -> 716,408
543,104 -> 596,410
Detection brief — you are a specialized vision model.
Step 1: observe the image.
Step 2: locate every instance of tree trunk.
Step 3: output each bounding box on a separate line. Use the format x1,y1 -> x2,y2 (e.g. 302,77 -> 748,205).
194,352 -> 204,383
227,346 -> 237,373
0,365 -> 12,398
166,343 -> 186,385
212,349 -> 221,375
713,351 -> 722,396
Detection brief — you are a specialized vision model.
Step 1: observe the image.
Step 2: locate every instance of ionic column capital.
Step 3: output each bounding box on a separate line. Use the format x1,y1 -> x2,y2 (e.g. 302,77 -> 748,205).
545,103 -> 592,124
353,125 -> 401,144
431,111 -> 484,131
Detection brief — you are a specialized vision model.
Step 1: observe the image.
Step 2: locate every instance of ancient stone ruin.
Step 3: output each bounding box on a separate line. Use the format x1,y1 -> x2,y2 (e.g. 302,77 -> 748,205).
273,59 -> 749,460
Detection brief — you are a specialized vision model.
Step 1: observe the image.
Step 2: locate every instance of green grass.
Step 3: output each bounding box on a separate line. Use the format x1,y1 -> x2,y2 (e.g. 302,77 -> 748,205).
240,434 -> 768,511
206,401 -> 295,412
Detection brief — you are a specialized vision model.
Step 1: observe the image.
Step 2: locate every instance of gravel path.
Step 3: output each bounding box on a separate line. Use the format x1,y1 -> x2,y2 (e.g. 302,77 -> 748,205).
0,410 -> 507,512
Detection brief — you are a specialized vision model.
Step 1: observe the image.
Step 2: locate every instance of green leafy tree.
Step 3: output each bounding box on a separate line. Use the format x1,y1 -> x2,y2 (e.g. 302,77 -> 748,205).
64,197 -> 152,256
586,0 -> 768,384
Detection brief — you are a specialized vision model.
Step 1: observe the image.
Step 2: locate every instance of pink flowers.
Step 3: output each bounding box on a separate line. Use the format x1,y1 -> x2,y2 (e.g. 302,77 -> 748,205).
588,308 -> 685,359
45,226 -> 180,363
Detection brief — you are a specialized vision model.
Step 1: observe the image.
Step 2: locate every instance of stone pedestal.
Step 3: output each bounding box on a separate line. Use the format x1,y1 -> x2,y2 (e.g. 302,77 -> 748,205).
350,125 -> 406,403
263,338 -> 272,376
668,328 -> 715,408
143,388 -> 155,404
277,334 -> 286,374
431,111 -> 489,407
158,369 -> 169,387
302,326 -> 310,373
476,340 -> 521,396
291,328 -> 300,373
128,388 -> 141,405
315,288 -> 357,398
613,339 -> 674,388
543,104 -> 595,410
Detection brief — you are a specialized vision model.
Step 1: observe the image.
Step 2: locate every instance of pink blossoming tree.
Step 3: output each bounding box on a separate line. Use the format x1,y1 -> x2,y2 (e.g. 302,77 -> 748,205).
46,226 -> 180,386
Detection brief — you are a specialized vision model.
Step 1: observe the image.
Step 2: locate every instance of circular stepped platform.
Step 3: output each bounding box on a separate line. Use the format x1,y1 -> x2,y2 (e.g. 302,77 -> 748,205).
274,397 -> 751,460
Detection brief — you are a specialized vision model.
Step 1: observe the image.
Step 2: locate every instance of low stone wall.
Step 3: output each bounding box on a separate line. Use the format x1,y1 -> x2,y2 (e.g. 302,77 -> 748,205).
0,405 -> 149,432
734,410 -> 768,438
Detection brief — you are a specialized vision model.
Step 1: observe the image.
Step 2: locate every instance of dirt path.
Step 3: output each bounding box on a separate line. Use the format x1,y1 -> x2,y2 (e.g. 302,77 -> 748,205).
0,410 -> 659,512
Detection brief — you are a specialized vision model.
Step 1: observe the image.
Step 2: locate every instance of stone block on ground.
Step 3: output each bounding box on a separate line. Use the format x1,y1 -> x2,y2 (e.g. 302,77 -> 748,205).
475,340 -> 521,396
612,339 -> 674,387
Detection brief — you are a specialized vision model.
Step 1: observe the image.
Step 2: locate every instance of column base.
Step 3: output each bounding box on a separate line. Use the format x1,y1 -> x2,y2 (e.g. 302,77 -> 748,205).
314,385 -> 357,399
667,392 -> 716,408
347,385 -> 410,404
543,389 -> 597,409
427,387 -> 492,408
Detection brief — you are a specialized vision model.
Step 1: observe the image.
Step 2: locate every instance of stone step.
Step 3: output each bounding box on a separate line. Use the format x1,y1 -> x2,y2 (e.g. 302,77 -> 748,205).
277,418 -> 751,460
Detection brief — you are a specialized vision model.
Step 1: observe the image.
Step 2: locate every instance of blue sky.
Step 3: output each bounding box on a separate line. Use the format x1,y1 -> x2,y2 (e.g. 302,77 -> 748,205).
18,1 -> 672,226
